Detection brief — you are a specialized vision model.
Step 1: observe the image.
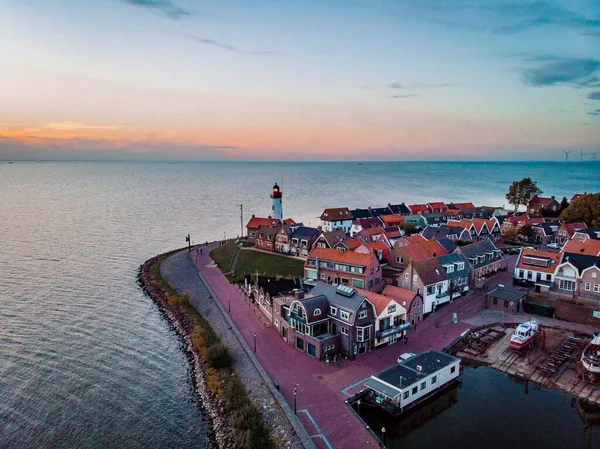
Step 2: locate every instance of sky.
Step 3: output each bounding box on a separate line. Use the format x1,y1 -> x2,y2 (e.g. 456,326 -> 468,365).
0,0 -> 599,161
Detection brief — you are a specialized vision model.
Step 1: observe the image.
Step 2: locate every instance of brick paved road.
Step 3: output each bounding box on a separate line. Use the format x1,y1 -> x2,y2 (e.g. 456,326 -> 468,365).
183,246 -> 522,448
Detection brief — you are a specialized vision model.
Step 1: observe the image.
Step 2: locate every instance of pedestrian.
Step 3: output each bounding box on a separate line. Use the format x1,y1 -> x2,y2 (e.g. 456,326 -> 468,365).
200,248 -> 203,255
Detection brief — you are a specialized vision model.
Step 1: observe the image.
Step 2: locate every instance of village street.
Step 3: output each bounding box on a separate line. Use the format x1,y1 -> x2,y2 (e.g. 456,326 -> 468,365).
163,244 -> 521,449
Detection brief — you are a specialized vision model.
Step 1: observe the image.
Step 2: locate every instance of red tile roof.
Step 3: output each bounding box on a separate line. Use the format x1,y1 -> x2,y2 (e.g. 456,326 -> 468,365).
396,240 -> 448,262
283,218 -> 296,225
405,234 -> 427,244
382,285 -> 418,311
320,208 -> 353,221
444,209 -> 461,216
364,226 -> 384,235
247,216 -> 281,229
428,202 -> 447,210
528,196 -> 555,206
563,222 -> 587,235
571,193 -> 584,202
562,239 -> 600,256
408,204 -> 429,214
345,239 -> 363,250
516,249 -> 563,273
379,214 -> 405,225
306,248 -> 378,267
365,241 -> 391,259
450,202 -> 475,209
357,289 -> 398,316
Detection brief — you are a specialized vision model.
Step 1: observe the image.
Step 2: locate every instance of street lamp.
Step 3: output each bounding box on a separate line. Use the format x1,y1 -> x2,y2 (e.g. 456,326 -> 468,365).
253,332 -> 257,353
382,427 -> 387,445
293,387 -> 297,414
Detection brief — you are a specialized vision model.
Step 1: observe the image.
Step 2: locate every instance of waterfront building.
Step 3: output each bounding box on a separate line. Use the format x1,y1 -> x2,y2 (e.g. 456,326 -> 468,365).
273,283 -> 377,359
364,350 -> 460,415
486,285 -> 527,315
382,285 -> 423,325
349,208 -> 372,219
427,202 -> 447,213
387,203 -> 411,216
246,215 -> 281,240
255,226 -> 279,252
289,226 -> 320,257
320,208 -> 354,232
446,218 -> 501,242
304,248 -> 382,291
407,204 -> 429,215
358,289 -> 409,347
270,182 -> 283,222
275,223 -> 301,254
456,240 -> 505,281
378,214 -> 405,228
421,212 -> 447,227
513,249 -> 562,293
446,202 -> 475,210
368,206 -> 392,218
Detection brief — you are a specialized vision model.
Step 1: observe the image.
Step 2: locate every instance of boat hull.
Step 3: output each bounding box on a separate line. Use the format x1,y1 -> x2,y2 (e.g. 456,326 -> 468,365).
581,356 -> 600,374
510,336 -> 535,349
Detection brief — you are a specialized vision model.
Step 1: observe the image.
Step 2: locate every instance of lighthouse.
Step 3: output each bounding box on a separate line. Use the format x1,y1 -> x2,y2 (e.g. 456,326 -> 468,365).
270,183 -> 283,222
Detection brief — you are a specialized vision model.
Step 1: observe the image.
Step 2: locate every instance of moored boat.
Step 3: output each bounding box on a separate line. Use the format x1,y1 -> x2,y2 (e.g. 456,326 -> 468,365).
509,319 -> 539,349
581,334 -> 600,374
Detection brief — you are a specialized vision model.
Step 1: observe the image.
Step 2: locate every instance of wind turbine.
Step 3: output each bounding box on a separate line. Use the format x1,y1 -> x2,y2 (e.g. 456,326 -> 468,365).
590,151 -> 598,162
562,150 -> 571,164
579,150 -> 586,162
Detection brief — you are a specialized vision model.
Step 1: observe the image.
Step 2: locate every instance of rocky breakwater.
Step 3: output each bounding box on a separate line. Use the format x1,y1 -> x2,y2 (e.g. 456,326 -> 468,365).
138,250 -> 237,449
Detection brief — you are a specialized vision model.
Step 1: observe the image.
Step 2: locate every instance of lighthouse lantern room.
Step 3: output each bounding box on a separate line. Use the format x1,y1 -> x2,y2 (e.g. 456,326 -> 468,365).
271,183 -> 283,222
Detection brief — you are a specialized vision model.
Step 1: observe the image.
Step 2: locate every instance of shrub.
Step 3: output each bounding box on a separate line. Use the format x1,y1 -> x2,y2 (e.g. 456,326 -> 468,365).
223,374 -> 250,412
206,342 -> 232,370
205,367 -> 221,397
231,404 -> 274,449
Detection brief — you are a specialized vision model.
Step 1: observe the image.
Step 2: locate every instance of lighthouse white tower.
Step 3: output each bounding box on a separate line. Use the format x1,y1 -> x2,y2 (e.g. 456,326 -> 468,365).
270,183 -> 283,222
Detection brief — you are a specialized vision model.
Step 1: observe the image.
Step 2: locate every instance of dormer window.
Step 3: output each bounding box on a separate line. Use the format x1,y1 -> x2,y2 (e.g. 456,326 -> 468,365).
313,308 -> 321,316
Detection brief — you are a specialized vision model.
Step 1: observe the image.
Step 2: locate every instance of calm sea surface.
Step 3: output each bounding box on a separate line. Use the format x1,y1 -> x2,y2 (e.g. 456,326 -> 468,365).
1,161 -> 599,448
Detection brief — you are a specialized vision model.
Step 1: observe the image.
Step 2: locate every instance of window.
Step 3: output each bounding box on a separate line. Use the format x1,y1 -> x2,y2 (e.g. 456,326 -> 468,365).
592,272 -> 598,279
518,270 -> 524,278
358,310 -> 367,319
427,285 -> 435,295
330,306 -> 337,315
368,280 -> 373,288
451,366 -> 456,374
595,284 -> 600,293
387,304 -> 396,314
405,273 -> 409,280
432,376 -> 437,384
413,275 -> 417,282
341,327 -> 348,335
313,308 -> 321,316
559,279 -> 576,291
403,391 -> 409,399
493,297 -> 498,305
352,279 -> 364,289
585,283 -> 591,291
375,277 -> 380,284
412,386 -> 418,394
504,300 -> 509,308
341,277 -> 349,284
420,382 -> 426,390
340,310 -> 350,321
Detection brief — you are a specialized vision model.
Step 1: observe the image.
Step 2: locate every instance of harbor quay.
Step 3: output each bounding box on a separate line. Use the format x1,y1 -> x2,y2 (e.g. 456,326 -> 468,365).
179,242 -> 522,448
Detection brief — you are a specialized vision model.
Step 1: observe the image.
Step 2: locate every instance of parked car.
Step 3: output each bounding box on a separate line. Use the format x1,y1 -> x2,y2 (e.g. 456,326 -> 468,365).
397,352 -> 416,364
547,242 -> 560,249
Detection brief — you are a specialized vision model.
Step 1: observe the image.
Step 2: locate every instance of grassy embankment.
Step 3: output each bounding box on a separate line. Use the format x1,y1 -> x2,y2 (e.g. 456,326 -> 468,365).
150,256 -> 275,449
210,243 -> 304,282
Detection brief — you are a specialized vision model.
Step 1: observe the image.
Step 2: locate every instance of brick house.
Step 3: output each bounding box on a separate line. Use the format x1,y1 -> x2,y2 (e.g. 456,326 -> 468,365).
246,215 -> 281,240
359,289 -> 409,347
312,230 -> 353,250
388,239 -> 448,271
486,286 -> 527,315
320,207 -> 354,232
275,223 -> 300,254
304,248 -> 383,291
355,226 -> 385,244
556,222 -> 587,244
513,249 -> 563,293
355,241 -> 391,262
255,226 -> 279,252
382,285 -> 424,325
456,240 -> 506,281
532,222 -> 560,244
527,195 -> 560,216
554,251 -> 600,298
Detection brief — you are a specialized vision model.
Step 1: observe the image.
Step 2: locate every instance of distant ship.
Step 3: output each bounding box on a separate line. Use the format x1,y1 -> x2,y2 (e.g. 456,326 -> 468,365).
509,319 -> 539,349
581,334 -> 600,374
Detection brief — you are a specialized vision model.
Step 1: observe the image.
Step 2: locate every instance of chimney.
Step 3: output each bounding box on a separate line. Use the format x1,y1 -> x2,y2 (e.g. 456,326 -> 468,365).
317,225 -> 323,232
252,214 -> 255,218
551,196 -> 555,200
293,289 -> 304,300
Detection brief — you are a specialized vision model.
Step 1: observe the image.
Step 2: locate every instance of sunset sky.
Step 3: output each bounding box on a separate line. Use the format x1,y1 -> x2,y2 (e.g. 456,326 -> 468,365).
1,0 -> 599,161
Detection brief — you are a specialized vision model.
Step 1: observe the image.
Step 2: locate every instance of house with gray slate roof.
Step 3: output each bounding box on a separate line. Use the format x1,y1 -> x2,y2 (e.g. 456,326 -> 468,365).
289,226 -> 320,257
388,203 -> 411,216
273,282 -> 377,360
456,239 -> 506,281
421,225 -> 471,242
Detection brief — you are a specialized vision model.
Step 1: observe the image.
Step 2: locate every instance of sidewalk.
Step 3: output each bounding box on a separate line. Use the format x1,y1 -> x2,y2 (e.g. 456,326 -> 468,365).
190,243 -> 499,448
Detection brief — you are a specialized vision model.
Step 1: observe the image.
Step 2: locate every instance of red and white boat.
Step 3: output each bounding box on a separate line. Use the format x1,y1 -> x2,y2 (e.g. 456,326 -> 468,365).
581,334 -> 600,374
509,319 -> 539,349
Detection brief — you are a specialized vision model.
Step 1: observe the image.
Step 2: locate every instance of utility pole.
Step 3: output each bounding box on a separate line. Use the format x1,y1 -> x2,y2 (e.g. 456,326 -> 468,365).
185,234 -> 191,252
237,204 -> 244,239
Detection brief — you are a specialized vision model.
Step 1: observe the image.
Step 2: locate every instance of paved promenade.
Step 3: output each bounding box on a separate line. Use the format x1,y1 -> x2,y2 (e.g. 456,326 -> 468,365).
180,244 -> 525,448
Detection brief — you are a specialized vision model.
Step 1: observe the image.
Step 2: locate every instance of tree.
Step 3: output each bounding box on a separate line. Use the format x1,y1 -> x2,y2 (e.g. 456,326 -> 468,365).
503,228 -> 518,244
401,223 -> 417,236
560,193 -> 600,227
518,223 -> 535,240
506,178 -> 542,213
560,197 -> 569,211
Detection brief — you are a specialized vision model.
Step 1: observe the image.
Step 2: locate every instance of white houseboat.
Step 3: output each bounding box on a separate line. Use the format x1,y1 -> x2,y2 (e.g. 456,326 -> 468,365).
581,334 -> 600,375
363,350 -> 460,416
509,319 -> 539,350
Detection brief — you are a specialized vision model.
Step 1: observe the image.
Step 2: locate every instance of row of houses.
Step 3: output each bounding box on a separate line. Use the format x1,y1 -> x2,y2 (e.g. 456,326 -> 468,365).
513,238 -> 600,298
247,281 -> 423,360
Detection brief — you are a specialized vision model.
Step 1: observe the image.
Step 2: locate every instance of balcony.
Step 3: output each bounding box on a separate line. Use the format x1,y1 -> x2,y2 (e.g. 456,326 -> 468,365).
376,323 -> 412,339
